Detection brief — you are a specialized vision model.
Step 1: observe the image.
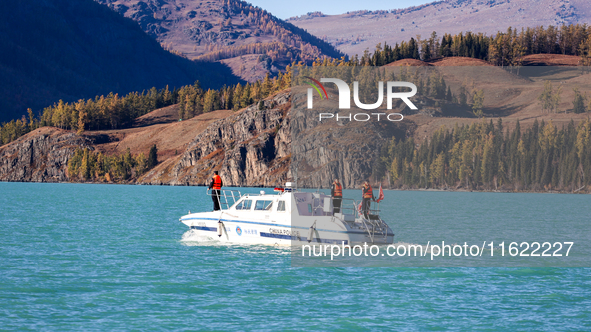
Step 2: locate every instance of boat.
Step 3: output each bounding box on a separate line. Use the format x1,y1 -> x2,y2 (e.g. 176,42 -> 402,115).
179,182 -> 394,246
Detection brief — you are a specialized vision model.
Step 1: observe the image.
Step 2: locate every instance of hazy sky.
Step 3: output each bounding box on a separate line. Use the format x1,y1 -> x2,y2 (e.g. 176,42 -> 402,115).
246,0 -> 433,19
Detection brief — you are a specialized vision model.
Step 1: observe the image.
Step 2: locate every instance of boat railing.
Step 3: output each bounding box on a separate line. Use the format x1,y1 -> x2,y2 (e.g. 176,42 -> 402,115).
207,189 -> 242,210
335,198 -> 382,219
338,198 -> 357,218
366,205 -> 382,218
348,199 -> 381,218
353,200 -> 388,242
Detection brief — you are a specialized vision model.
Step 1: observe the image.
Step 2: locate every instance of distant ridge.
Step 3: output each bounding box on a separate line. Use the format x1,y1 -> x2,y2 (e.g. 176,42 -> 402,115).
289,0 -> 591,56
0,0 -> 240,123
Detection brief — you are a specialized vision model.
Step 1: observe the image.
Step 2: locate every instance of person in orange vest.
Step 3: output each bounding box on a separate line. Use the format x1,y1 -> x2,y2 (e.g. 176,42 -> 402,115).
331,179 -> 343,215
209,170 -> 223,211
361,180 -> 374,218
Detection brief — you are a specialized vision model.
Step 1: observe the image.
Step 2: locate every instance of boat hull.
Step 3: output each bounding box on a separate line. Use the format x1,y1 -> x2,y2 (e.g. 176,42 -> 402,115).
180,213 -> 394,246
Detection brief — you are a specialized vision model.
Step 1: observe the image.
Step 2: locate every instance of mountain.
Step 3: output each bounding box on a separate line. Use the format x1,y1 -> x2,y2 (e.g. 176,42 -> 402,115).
0,0 -> 239,124
95,0 -> 344,81
288,0 -> 591,56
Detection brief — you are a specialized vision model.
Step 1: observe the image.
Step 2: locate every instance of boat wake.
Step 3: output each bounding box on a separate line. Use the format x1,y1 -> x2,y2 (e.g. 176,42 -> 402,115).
180,229 -> 219,246
180,230 -> 291,255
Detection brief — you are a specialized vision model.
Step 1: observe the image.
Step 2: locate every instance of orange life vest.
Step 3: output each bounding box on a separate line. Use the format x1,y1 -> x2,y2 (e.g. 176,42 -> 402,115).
363,183 -> 373,198
212,174 -> 222,190
333,182 -> 342,197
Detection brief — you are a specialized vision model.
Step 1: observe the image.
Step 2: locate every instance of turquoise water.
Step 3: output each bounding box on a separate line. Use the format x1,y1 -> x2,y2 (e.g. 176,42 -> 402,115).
1,182 -> 590,330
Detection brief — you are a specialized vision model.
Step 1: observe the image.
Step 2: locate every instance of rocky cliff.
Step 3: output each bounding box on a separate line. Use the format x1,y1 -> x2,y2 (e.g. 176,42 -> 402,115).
0,127 -> 93,182
0,89 -> 409,189
138,91 -> 292,187
289,90 -> 413,189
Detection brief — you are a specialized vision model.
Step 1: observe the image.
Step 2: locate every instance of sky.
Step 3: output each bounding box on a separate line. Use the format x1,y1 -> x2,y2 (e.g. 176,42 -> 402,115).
246,0 -> 433,20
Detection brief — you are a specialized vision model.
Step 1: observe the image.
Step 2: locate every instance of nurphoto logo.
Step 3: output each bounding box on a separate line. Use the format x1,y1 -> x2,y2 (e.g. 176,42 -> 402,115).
305,77 -> 417,122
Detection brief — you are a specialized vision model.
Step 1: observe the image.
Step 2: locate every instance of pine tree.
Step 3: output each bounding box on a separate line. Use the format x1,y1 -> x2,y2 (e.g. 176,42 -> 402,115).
232,83 -> 243,111
580,35 -> 591,67
77,108 -> 87,135
472,89 -> 485,118
573,88 -> 586,114
27,108 -> 35,131
122,148 -> 134,180
203,89 -> 219,113
80,148 -> 90,180
241,83 -> 252,108
148,144 -> 158,169
390,157 -> 399,183
262,72 -> 272,97
539,81 -> 554,113
135,153 -> 148,175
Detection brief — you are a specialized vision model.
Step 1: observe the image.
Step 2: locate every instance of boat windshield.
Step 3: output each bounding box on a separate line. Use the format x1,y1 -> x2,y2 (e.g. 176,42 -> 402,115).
254,200 -> 273,211
235,199 -> 252,210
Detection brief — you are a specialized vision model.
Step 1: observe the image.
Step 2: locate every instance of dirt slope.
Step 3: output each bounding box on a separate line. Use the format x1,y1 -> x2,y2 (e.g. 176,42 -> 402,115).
84,109 -> 235,160
520,54 -> 582,66
428,57 -> 493,66
385,59 -> 431,66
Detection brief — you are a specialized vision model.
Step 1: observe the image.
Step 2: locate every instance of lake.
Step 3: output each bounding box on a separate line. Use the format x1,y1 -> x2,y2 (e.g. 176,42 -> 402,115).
1,182 -> 590,330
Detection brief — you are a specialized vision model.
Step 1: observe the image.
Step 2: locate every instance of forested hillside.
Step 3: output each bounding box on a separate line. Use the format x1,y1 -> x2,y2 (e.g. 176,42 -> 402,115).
0,0 -> 239,123
380,119 -> 591,192
1,71 -> 292,145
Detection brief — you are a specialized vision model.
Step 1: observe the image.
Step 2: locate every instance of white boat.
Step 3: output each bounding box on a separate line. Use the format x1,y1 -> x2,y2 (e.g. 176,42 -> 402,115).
179,183 -> 394,246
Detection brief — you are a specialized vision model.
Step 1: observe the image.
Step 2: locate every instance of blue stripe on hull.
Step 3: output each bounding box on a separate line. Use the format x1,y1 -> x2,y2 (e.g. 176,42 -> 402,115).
190,226 -> 217,232
188,227 -> 349,245
255,232 -> 349,245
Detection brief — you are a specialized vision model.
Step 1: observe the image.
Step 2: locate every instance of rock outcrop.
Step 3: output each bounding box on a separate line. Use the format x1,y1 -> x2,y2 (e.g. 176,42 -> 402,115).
289,90 -> 412,189
138,91 -> 291,187
0,127 -> 93,182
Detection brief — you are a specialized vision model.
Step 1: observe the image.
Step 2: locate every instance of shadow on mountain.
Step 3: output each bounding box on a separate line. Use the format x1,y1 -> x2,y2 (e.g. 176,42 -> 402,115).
0,0 -> 241,123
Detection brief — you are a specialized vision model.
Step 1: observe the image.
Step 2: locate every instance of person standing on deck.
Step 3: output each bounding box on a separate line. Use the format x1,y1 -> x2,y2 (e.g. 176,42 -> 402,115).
361,181 -> 374,218
209,171 -> 223,211
331,179 -> 343,215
